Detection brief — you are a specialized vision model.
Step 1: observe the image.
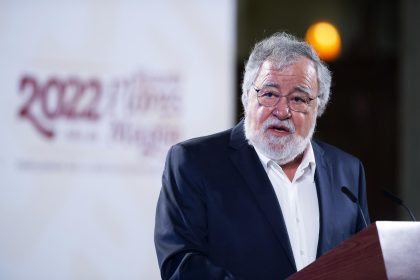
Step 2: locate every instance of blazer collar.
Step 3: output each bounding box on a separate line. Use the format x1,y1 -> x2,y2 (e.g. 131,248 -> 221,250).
229,119 -> 248,150
229,120 -> 297,270
312,140 -> 336,257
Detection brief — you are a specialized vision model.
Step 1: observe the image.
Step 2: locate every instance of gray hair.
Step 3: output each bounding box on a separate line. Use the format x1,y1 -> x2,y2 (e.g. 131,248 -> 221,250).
241,32 -> 332,117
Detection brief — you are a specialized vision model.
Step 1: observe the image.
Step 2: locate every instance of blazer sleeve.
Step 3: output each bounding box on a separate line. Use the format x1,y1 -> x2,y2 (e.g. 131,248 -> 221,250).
154,144 -> 239,280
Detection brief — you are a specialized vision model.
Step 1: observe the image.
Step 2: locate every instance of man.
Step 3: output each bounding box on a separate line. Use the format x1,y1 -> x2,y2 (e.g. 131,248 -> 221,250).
154,32 -> 370,280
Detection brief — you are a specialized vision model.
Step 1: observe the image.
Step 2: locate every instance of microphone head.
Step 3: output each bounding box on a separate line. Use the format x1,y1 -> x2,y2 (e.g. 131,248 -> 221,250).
382,189 -> 403,205
341,186 -> 357,203
382,189 -> 416,221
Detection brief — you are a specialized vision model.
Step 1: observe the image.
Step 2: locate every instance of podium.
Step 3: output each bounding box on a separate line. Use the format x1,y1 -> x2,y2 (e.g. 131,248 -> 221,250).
288,222 -> 420,279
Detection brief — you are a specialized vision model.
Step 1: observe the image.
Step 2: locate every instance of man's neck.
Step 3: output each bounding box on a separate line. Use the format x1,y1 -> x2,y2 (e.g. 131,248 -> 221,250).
280,153 -> 304,182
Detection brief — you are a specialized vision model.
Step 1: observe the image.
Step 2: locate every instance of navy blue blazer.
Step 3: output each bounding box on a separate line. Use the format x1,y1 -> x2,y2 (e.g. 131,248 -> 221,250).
154,121 -> 370,280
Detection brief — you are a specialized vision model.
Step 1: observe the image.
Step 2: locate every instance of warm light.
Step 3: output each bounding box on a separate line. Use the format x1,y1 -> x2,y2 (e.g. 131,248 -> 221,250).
305,22 -> 341,61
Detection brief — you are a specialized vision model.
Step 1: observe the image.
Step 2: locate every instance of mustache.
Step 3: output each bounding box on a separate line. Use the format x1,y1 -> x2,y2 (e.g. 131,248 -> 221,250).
262,117 -> 296,134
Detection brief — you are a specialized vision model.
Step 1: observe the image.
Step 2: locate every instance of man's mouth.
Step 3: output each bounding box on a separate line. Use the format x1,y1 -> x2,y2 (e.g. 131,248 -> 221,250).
268,124 -> 291,133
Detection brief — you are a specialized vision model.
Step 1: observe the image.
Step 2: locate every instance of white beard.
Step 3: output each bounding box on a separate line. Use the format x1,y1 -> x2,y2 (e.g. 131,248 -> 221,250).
244,115 -> 316,165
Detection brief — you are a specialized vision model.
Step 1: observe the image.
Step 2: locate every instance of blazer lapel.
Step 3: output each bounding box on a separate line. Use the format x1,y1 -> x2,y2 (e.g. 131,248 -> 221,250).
312,141 -> 336,257
229,121 -> 296,270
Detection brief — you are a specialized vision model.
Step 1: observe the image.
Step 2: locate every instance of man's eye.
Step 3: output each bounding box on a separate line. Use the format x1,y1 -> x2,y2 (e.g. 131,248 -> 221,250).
290,96 -> 307,103
262,92 -> 277,98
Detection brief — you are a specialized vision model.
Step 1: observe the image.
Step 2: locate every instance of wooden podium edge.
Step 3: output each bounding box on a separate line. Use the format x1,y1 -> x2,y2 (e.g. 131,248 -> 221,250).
288,223 -> 387,279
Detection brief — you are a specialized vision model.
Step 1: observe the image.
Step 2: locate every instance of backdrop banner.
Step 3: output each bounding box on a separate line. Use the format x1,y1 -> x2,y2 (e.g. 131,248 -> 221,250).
0,1 -> 235,279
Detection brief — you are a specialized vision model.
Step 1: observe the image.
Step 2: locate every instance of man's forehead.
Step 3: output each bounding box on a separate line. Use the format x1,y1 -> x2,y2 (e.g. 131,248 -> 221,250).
256,59 -> 318,87
256,71 -> 316,87
260,58 -> 316,73
258,74 -> 311,84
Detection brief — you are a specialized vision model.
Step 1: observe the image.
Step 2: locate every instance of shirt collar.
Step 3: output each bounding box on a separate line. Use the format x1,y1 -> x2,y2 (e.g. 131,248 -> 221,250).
254,142 -> 316,175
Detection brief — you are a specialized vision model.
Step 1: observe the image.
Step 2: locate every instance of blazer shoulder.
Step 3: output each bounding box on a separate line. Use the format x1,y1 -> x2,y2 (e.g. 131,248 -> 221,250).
173,127 -> 233,153
164,127 -> 235,182
312,139 -> 362,164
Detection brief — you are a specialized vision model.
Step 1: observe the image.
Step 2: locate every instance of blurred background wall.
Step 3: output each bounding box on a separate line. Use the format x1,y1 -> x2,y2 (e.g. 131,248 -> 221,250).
0,1 -> 235,279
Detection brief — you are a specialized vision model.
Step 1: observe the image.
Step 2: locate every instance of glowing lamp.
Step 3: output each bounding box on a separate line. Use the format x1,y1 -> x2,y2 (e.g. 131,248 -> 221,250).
305,22 -> 341,61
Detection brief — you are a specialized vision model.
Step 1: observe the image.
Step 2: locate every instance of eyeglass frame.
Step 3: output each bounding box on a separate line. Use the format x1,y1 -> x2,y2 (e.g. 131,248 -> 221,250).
252,84 -> 318,113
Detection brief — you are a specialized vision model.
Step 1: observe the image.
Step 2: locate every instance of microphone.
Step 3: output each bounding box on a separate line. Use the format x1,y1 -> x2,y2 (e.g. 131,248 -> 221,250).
341,186 -> 368,228
382,189 -> 416,221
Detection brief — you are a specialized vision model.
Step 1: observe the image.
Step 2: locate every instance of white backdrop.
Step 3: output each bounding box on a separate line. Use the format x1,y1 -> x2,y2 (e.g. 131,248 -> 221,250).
0,1 -> 236,279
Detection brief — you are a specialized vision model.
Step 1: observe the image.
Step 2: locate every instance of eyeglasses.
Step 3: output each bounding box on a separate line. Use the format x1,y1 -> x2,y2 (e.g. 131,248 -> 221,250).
253,85 -> 318,113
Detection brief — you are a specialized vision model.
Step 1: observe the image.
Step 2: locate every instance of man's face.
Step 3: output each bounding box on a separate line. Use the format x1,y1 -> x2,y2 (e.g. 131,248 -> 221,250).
244,57 -> 319,164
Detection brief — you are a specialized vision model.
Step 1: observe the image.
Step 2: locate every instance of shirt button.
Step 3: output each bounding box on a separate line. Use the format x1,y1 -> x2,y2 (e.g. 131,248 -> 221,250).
296,218 -> 300,223
300,250 -> 304,255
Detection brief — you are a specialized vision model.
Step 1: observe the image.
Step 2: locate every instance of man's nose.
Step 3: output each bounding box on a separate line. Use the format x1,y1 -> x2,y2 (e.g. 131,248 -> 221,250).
273,97 -> 291,119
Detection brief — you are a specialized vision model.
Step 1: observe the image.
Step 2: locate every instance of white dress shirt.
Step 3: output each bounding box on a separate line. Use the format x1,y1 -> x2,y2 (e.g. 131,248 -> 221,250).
255,144 -> 319,271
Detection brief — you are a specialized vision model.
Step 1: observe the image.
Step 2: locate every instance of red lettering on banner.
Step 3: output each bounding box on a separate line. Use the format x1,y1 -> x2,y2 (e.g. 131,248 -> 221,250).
17,70 -> 183,157
18,74 -> 102,138
62,78 -> 101,120
104,72 -> 181,118
110,121 -> 180,156
19,75 -> 54,138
